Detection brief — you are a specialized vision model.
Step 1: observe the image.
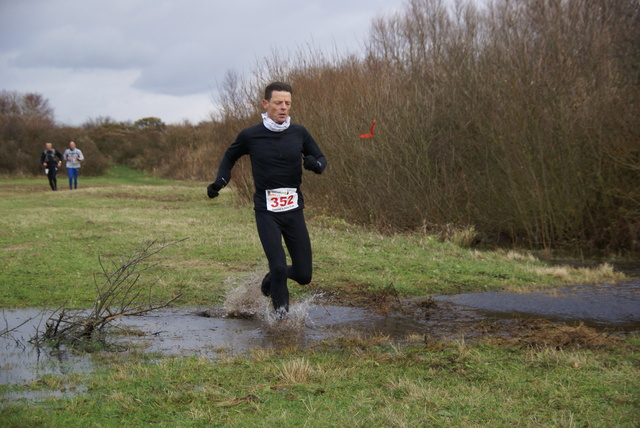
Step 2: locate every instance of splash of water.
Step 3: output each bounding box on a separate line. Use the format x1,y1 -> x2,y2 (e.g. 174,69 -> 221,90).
222,274 -> 269,318
260,295 -> 317,333
222,273 -> 317,333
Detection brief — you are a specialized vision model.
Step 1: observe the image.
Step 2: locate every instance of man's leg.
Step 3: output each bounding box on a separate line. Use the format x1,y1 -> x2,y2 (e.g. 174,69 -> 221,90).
281,210 -> 313,286
255,211 -> 289,312
47,169 -> 55,190
50,169 -> 58,190
68,168 -> 74,189
72,168 -> 79,189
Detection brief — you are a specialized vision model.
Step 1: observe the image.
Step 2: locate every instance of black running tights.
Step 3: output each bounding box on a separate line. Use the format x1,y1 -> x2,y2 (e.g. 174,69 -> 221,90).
46,167 -> 58,190
255,209 -> 312,311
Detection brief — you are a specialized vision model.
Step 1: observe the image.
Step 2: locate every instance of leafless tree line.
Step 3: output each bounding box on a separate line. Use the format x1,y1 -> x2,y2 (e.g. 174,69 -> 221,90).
206,0 -> 639,251
1,0 -> 637,251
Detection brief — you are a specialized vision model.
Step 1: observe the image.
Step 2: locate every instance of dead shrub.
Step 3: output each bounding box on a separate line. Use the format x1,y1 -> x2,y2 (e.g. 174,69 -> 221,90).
35,239 -> 184,346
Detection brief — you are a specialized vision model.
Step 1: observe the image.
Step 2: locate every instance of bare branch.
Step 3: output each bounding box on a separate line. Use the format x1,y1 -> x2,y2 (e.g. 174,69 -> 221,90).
35,238 -> 188,345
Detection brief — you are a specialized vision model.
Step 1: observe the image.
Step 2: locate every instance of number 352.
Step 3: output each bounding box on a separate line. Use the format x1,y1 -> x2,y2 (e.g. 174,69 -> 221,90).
270,195 -> 294,208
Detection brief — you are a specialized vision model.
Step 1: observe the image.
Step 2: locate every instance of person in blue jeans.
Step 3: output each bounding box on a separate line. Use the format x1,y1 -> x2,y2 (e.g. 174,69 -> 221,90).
63,141 -> 84,189
207,82 -> 327,316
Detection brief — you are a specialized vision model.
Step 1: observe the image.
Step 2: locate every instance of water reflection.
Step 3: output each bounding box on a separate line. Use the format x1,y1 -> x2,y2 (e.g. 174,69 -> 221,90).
0,304 -> 436,389
2,278 -> 639,391
434,279 -> 640,330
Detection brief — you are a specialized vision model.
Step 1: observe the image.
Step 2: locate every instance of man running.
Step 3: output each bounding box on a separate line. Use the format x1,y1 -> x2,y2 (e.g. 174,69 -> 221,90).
63,141 -> 84,189
207,82 -> 327,316
40,142 -> 63,191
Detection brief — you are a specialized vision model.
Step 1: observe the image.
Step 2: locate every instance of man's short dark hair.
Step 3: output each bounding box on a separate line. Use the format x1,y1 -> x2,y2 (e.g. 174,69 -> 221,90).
264,82 -> 292,101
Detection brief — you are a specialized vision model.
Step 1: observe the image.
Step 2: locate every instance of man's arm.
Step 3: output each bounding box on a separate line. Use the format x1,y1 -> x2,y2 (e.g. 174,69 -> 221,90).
302,130 -> 326,174
208,132 -> 249,198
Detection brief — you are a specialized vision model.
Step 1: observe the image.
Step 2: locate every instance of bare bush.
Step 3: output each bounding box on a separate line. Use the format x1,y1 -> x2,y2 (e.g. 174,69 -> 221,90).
35,239 -> 184,346
13,0 -> 624,252
212,0 -> 638,251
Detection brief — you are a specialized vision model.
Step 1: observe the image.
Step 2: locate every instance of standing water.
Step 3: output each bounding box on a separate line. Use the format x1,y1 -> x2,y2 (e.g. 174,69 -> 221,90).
2,269 -> 639,394
435,264 -> 640,331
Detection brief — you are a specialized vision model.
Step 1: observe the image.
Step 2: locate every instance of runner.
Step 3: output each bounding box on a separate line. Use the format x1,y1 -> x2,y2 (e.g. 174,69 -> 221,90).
207,82 -> 327,316
63,141 -> 84,190
40,142 -> 63,191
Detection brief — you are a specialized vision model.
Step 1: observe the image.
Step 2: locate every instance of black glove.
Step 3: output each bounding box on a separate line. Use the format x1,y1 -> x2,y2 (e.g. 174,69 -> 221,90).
303,155 -> 322,173
207,181 -> 222,198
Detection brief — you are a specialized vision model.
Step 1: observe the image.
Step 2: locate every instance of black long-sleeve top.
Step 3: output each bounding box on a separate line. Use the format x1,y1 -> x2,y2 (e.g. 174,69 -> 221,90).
215,122 -> 326,211
40,149 -> 63,166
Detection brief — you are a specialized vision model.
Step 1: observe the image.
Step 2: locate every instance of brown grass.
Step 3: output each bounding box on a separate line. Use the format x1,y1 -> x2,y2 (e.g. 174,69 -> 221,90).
515,320 -> 620,350
278,357 -> 314,384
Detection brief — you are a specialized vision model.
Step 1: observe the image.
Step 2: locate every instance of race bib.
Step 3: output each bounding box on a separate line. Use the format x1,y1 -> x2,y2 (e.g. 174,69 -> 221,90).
266,188 -> 299,212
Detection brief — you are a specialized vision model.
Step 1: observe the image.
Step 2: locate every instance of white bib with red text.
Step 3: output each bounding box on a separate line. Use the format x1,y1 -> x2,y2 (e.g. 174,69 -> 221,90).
266,188 -> 299,212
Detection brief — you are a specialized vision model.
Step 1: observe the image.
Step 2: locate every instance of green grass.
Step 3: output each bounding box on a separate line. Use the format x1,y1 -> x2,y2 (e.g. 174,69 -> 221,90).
1,170 -> 637,426
1,335 -> 638,427
0,168 -> 623,309
0,169 -> 261,307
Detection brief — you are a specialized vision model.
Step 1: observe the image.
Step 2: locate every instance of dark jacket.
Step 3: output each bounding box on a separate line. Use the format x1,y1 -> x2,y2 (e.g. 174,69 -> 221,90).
41,148 -> 63,166
215,122 -> 326,211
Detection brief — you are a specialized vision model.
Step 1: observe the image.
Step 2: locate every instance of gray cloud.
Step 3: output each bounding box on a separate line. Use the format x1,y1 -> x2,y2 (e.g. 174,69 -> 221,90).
0,0 -> 407,124
13,24 -> 158,69
132,42 -> 219,96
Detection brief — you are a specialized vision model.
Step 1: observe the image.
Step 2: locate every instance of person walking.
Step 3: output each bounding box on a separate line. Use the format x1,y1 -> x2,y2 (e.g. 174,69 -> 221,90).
63,141 -> 84,189
207,82 -> 327,316
40,142 -> 63,191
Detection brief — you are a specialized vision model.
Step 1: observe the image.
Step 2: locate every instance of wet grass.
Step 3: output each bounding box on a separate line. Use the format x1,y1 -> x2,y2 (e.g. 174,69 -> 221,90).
0,169 -> 260,308
0,168 -> 625,309
1,332 -> 638,426
1,169 -> 637,426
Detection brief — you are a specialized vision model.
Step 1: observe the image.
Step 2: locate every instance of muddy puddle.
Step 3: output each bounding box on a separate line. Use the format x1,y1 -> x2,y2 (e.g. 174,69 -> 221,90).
435,279 -> 640,331
433,263 -> 640,331
0,301 -> 487,390
2,274 -> 639,397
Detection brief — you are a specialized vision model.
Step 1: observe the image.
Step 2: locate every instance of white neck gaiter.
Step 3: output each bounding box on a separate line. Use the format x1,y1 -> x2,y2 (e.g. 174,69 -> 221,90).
261,112 -> 290,132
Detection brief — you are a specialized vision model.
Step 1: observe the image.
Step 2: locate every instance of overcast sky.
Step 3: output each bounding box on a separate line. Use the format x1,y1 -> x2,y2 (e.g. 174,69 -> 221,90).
0,0 -> 407,126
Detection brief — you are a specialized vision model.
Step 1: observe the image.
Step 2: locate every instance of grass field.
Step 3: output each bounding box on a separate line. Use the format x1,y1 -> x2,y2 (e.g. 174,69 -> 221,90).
1,169 -> 638,426
0,168 -> 625,309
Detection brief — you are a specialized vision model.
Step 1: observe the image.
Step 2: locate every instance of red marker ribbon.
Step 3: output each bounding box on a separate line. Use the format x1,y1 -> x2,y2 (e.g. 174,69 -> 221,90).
359,120 -> 377,138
